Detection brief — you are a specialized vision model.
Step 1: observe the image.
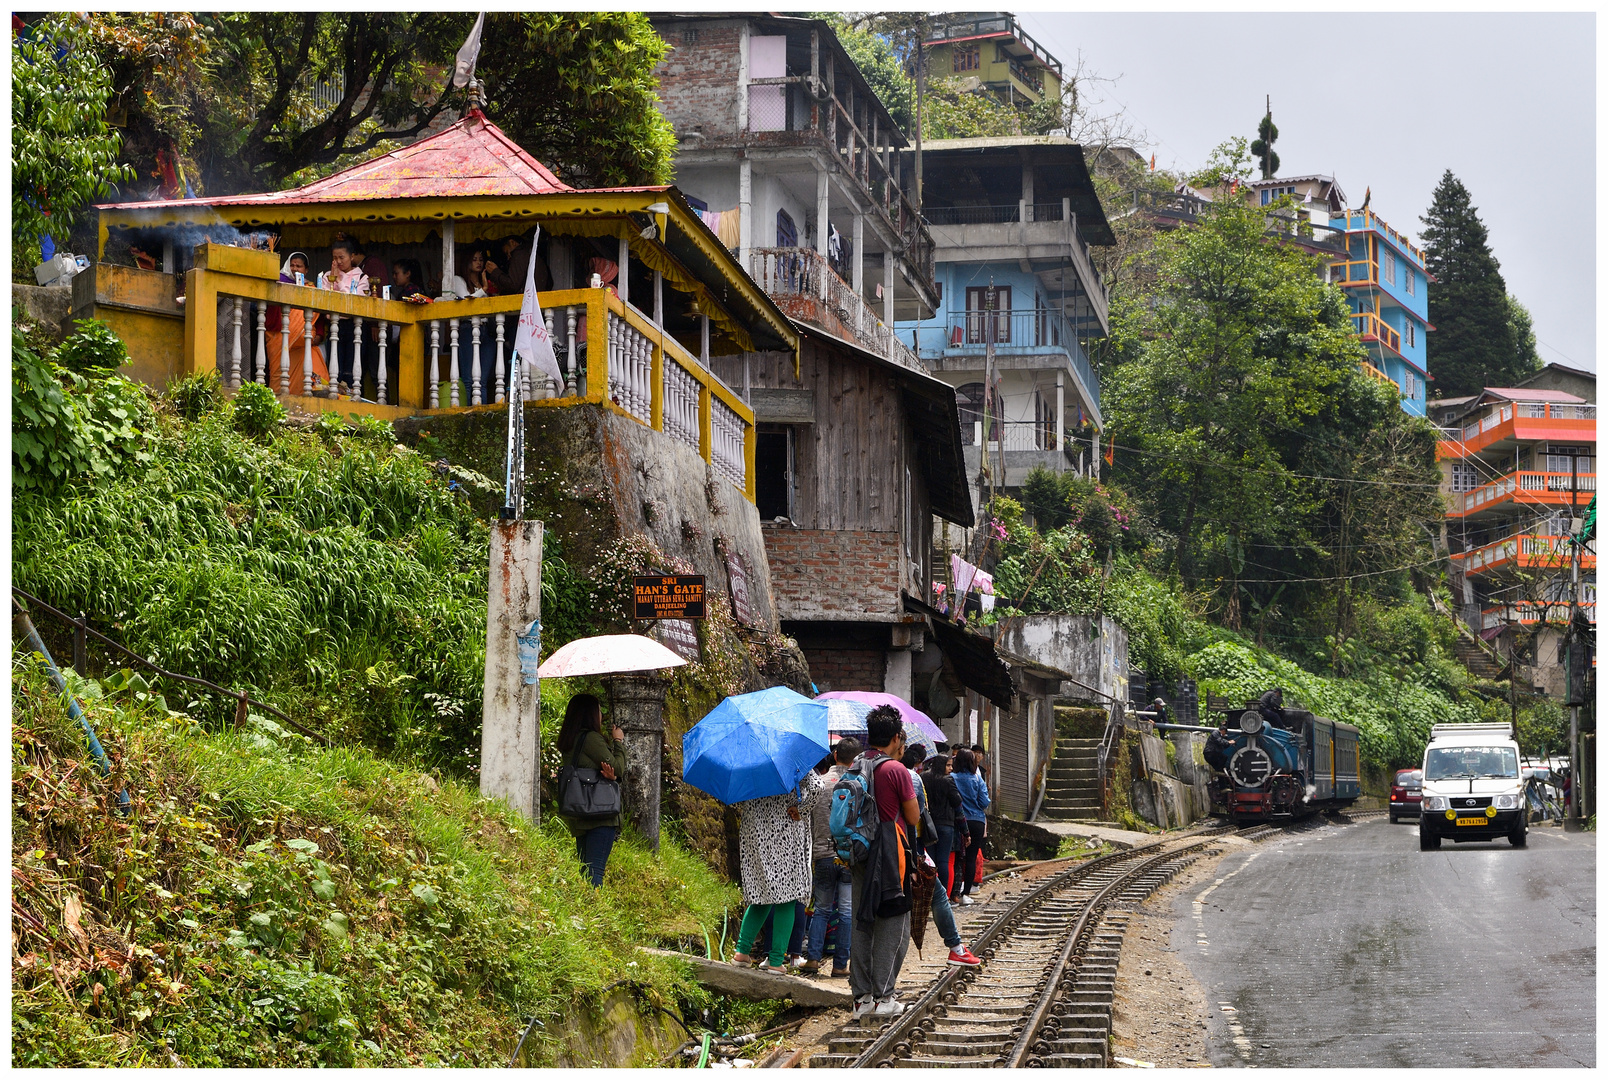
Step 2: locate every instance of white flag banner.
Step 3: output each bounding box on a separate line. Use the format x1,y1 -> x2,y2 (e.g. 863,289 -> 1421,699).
452,12 -> 486,90
513,226 -> 564,387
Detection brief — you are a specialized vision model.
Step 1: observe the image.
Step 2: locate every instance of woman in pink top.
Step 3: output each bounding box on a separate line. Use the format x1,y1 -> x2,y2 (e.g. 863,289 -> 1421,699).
318,239 -> 369,394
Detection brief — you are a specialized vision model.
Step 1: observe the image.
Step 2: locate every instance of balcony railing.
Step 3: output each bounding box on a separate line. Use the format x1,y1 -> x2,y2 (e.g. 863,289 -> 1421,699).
940,307 -> 1100,414
192,266 -> 755,498
1458,401 -> 1597,442
1360,360 -> 1400,390
962,418 -> 1066,452
1482,599 -> 1595,629
1132,190 -> 1349,255
1351,310 -> 1402,355
1452,534 -> 1595,576
1332,208 -> 1426,267
1455,470 -> 1597,516
749,246 -> 923,371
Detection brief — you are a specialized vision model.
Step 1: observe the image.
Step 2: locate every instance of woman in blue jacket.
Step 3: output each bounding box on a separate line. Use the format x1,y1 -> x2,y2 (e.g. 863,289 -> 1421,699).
951,749 -> 990,904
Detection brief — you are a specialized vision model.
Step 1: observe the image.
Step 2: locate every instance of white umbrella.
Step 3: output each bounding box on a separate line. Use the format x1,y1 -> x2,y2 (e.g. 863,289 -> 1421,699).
536,633 -> 688,679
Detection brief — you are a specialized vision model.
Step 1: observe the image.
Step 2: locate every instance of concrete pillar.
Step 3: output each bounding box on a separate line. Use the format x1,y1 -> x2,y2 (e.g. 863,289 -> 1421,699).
816,170 -> 831,258
883,251 -> 895,327
442,219 -> 456,298
852,213 -> 865,296
700,314 -> 711,365
617,235 -> 630,307
1056,371 -> 1065,466
739,158 -> 753,269
653,269 -> 663,326
607,673 -> 672,852
1021,158 -> 1035,222
480,520 -> 544,823
885,648 -> 913,703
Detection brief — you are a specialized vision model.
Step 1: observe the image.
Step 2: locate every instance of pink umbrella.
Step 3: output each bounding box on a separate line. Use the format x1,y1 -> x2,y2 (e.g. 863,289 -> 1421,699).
537,634 -> 688,679
815,691 -> 946,746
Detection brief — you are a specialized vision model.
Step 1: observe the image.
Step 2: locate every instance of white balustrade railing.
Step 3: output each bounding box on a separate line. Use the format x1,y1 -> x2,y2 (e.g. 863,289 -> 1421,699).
749,246 -> 925,373
609,314 -> 653,423
711,395 -> 747,489
664,355 -> 702,455
209,286 -> 752,495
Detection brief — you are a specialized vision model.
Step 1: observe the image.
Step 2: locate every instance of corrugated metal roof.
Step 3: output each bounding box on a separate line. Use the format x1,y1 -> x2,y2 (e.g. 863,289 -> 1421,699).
1480,388 -> 1588,403
97,112 -> 582,211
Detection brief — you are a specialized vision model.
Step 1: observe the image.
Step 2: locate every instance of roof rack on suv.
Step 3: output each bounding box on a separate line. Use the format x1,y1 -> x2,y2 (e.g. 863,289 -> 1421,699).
1429,722 -> 1515,738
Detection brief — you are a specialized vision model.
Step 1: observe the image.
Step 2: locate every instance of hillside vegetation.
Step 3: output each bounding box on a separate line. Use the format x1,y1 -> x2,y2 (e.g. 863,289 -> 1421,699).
11,660 -> 735,1067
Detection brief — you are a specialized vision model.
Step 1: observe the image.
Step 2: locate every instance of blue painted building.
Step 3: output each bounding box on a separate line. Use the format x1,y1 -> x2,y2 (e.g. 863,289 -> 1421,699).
893,136 -> 1115,516
1328,208 -> 1431,416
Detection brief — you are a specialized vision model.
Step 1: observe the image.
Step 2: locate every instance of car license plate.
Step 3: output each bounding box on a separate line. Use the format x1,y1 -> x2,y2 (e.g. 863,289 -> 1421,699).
1455,816 -> 1486,826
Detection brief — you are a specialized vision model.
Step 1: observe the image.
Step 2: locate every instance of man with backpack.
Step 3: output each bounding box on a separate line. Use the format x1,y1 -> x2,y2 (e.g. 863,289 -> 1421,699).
828,705 -> 920,1019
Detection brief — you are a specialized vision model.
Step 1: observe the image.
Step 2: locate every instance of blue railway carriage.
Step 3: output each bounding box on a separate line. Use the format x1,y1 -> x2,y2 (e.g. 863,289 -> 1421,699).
1214,703 -> 1361,822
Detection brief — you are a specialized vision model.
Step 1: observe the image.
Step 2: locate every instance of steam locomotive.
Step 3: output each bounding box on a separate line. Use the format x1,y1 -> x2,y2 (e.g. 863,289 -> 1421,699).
1209,701 -> 1362,822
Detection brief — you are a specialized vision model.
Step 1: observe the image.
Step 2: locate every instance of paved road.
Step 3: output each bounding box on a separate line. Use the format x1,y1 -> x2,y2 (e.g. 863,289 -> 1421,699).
1175,818 -> 1595,1068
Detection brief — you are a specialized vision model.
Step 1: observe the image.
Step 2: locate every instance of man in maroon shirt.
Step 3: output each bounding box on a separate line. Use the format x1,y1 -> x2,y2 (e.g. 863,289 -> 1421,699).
849,705 -> 920,1019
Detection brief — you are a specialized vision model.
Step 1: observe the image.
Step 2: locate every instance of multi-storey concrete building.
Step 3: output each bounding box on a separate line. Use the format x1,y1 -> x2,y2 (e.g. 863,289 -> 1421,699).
894,135 -> 1115,518
1329,206 -> 1432,416
1438,372 -> 1596,695
921,12 -> 1063,109
649,13 -> 937,369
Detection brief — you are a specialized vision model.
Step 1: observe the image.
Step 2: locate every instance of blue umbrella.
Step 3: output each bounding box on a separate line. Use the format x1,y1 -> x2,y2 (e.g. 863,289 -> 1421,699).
683,686 -> 830,805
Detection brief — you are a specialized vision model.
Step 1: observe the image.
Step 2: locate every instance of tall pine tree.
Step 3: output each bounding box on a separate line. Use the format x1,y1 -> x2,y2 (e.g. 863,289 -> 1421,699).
1419,171 -> 1537,397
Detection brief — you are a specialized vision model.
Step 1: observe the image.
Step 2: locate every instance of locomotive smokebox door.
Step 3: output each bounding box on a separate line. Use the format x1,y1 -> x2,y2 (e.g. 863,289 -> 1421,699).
1229,745 -> 1274,788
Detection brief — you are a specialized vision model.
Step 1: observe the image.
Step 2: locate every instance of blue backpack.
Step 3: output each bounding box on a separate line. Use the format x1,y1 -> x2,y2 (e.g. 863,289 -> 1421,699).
828,756 -> 891,866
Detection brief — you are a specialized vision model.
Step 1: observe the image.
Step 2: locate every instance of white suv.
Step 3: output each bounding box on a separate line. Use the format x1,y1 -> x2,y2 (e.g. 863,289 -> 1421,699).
1418,723 -> 1528,851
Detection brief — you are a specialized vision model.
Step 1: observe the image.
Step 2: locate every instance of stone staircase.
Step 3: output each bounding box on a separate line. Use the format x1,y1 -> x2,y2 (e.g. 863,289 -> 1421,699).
1453,634 -> 1506,681
1038,736 -> 1103,822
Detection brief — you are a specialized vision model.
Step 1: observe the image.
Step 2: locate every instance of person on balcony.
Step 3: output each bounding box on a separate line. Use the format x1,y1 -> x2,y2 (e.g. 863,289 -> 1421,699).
486,232 -> 549,296
318,240 -> 370,396
264,252 -> 329,391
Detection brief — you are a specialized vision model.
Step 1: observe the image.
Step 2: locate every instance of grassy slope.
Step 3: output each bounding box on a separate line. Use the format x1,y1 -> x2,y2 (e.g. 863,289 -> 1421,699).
11,664 -> 737,1067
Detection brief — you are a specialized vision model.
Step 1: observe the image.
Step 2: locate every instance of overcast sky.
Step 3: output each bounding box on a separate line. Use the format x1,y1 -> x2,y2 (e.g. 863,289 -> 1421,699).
1016,11 -> 1597,373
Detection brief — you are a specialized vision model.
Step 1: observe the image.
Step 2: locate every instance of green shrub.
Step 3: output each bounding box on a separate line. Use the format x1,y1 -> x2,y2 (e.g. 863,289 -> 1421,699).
169,369 -> 223,420
54,318 -> 129,376
233,381 -> 286,438
12,325 -> 155,493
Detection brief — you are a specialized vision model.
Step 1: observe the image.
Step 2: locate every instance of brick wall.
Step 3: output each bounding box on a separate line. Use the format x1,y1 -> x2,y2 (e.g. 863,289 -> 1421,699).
651,21 -> 743,138
805,648 -> 886,694
763,527 -> 903,621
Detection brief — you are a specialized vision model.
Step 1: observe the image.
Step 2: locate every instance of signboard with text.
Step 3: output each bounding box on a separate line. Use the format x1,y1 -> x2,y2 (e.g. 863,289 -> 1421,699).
724,552 -> 756,627
633,574 -> 706,620
654,618 -> 702,662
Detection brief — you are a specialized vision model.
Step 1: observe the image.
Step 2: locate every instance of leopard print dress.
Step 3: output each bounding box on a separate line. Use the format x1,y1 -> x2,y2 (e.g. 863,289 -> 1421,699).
736,771 -> 830,906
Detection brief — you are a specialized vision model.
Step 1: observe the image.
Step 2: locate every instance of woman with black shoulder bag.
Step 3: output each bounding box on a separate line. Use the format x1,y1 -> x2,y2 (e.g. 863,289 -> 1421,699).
556,694 -> 626,887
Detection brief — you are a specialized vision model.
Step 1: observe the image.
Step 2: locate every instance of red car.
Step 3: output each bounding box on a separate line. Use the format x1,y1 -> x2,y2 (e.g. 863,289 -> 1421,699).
1390,768 -> 1423,822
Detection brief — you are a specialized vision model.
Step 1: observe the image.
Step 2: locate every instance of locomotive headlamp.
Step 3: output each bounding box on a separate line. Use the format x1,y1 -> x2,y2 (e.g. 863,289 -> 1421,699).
1238,710 -> 1263,735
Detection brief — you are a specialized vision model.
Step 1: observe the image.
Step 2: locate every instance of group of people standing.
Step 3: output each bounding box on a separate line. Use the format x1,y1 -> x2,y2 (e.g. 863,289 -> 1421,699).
726,707 -> 993,1020
256,231 -> 546,399
548,697 -> 999,1020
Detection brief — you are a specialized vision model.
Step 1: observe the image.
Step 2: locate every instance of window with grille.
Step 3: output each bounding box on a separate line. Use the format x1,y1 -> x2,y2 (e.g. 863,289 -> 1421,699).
1545,445 -> 1593,474
1405,267 -> 1416,295
953,46 -> 980,72
1450,462 -> 1480,493
1405,321 -> 1416,348
1382,250 -> 1396,284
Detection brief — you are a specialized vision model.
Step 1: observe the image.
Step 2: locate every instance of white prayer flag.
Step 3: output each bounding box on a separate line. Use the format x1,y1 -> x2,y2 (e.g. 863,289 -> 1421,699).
452,13 -> 486,90
513,226 -> 564,388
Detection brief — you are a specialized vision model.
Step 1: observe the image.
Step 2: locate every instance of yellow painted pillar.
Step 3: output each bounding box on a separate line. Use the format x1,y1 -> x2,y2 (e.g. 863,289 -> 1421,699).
396,321 -> 425,409
743,416 -> 757,501
182,268 -> 220,378
587,296 -> 610,405
699,382 -> 713,464
650,336 -> 664,431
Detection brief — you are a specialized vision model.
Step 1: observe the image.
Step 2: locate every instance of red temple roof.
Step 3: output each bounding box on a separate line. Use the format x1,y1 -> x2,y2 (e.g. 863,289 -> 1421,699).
97,111 -> 575,210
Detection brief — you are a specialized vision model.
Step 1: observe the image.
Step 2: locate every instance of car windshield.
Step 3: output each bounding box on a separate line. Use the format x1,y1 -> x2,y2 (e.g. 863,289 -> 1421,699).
1424,746 -> 1519,781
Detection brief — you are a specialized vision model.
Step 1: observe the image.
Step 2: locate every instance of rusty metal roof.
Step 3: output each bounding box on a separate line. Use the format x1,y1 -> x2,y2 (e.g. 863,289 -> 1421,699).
97,111 -> 581,210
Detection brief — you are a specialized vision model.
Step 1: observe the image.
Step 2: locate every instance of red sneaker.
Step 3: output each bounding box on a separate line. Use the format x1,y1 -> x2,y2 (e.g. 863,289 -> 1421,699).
946,946 -> 982,966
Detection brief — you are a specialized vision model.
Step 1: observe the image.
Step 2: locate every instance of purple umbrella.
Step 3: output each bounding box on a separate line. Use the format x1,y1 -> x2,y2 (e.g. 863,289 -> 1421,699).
815,691 -> 946,746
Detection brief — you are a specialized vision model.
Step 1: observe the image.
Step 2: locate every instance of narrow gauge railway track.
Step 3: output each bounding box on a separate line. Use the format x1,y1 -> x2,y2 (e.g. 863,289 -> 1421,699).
816,837 -> 1219,1069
